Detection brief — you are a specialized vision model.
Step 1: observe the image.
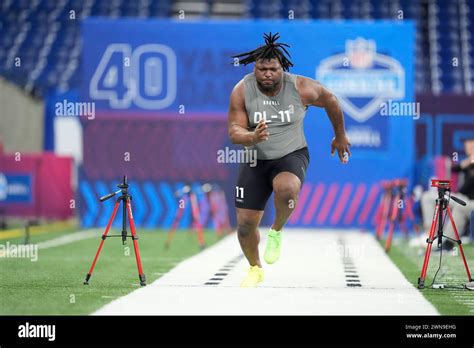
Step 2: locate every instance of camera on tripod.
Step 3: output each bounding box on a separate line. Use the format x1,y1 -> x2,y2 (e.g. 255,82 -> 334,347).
431,179 -> 451,189
430,179 -> 466,207
418,178 -> 473,289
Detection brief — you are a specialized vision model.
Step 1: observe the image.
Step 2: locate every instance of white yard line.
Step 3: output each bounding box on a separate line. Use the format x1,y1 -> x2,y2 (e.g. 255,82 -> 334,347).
36,229 -> 100,249
94,229 -> 439,315
0,229 -> 100,258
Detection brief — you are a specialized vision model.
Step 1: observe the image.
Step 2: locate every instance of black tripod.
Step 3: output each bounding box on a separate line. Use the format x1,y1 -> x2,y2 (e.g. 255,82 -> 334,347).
84,176 -> 146,286
418,179 -> 473,289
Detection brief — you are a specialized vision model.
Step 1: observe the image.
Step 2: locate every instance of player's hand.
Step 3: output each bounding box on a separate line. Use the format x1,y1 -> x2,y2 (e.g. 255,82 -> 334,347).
331,134 -> 351,164
251,119 -> 269,144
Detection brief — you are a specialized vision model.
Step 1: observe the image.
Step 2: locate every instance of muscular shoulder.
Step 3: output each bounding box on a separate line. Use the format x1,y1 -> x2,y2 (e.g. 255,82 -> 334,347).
296,76 -> 333,107
231,79 -> 246,100
296,76 -> 320,105
229,79 -> 246,110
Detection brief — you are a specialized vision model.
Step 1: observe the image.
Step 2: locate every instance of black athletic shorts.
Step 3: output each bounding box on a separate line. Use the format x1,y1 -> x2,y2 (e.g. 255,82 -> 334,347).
235,147 -> 310,211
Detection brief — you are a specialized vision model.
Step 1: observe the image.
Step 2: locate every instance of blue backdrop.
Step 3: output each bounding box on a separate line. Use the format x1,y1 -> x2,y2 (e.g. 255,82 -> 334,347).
80,19 -> 415,229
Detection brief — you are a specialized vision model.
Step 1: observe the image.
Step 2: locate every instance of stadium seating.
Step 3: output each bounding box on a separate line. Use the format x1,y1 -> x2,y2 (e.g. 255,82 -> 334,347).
0,0 -> 473,96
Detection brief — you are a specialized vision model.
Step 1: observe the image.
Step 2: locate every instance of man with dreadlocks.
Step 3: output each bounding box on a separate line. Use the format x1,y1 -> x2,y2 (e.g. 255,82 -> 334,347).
228,32 -> 352,287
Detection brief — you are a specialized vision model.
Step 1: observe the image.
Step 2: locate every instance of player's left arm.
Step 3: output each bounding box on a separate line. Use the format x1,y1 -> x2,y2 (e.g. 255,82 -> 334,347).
297,76 -> 351,164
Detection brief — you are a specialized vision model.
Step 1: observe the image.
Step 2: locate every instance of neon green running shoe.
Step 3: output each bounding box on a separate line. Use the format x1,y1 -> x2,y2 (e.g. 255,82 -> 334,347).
264,229 -> 282,264
241,265 -> 264,288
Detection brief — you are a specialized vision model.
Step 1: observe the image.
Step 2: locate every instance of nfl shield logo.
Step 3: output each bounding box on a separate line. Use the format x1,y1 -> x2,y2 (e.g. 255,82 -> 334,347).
347,38 -> 375,69
316,37 -> 405,123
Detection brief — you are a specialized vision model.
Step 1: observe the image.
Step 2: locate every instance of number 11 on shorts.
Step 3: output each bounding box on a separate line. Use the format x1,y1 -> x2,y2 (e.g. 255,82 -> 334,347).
236,186 -> 244,199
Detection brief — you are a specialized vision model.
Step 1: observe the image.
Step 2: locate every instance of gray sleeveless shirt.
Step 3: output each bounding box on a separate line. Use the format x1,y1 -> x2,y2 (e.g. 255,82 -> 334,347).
243,72 -> 308,160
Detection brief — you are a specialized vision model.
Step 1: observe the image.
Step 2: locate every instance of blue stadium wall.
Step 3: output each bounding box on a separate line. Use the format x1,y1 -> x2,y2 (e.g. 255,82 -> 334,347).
77,19 -> 416,229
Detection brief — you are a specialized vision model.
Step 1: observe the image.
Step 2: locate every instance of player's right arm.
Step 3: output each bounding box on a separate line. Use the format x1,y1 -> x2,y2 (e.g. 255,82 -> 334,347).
228,80 -> 269,146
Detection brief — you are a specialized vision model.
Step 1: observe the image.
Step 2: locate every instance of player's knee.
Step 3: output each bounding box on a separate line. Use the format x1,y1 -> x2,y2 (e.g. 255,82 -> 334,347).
274,182 -> 299,202
237,219 -> 255,238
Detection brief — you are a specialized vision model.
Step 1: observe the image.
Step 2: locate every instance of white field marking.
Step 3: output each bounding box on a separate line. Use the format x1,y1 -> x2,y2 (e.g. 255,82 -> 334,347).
0,229 -> 100,257
36,229 -> 101,249
94,229 -> 439,315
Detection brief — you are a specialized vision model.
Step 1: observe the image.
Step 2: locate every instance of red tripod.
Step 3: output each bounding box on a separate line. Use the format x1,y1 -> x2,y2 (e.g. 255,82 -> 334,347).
84,176 -> 146,286
164,184 -> 205,250
216,188 -> 232,236
375,180 -> 394,240
203,183 -> 231,237
418,179 -> 472,289
384,178 -> 420,252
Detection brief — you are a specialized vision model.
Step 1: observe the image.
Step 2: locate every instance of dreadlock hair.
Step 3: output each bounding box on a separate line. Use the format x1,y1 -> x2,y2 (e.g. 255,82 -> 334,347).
232,32 -> 294,72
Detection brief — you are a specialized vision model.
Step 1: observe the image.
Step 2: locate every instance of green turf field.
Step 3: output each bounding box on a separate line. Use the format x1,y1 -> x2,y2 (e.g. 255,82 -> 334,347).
385,238 -> 474,315
0,227 -> 220,315
3,223 -> 473,316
